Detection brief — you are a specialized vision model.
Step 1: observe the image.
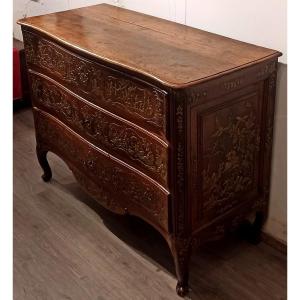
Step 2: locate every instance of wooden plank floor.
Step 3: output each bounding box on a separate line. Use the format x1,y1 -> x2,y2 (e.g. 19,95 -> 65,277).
13,108 -> 287,300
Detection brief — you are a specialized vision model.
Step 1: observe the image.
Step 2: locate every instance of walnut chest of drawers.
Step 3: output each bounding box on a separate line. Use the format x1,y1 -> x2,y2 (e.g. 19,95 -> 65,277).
18,4 -> 281,297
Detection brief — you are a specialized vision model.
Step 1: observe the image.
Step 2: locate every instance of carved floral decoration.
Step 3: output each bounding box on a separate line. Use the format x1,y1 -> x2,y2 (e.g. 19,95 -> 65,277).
31,75 -> 168,183
202,101 -> 259,215
35,114 -> 168,228
23,31 -> 166,133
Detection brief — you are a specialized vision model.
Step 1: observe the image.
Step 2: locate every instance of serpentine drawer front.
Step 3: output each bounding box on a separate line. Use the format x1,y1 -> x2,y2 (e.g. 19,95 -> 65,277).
18,4 -> 281,297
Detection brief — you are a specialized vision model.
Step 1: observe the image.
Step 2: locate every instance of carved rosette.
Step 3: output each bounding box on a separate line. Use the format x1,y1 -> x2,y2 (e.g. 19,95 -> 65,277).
30,74 -> 168,185
23,30 -> 167,135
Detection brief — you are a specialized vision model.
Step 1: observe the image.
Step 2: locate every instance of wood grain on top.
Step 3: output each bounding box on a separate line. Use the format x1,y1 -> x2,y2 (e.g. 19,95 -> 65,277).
18,4 -> 281,87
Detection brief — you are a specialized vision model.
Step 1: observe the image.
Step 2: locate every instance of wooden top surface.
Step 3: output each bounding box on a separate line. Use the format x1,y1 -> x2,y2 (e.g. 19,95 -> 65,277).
18,4 -> 281,88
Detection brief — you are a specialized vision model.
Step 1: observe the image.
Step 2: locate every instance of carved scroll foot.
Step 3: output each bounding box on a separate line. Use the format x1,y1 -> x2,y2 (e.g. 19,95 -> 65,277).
172,239 -> 191,297
36,145 -> 52,182
176,281 -> 189,297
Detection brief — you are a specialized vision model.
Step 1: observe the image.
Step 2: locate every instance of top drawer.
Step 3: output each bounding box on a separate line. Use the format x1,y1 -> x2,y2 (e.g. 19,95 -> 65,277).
22,30 -> 168,140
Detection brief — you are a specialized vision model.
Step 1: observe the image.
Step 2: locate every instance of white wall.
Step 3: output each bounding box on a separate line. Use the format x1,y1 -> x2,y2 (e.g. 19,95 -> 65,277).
14,0 -> 287,63
13,0 -> 111,41
186,0 -> 287,63
115,0 -> 186,24
13,0 -> 186,40
13,0 -> 287,243
120,0 -> 287,63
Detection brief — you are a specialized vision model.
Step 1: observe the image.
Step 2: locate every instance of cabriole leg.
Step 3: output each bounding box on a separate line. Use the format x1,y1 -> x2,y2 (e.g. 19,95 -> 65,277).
172,239 -> 191,297
36,144 -> 52,182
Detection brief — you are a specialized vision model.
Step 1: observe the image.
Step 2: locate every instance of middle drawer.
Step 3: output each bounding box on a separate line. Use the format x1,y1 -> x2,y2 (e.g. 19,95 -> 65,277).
29,71 -> 169,188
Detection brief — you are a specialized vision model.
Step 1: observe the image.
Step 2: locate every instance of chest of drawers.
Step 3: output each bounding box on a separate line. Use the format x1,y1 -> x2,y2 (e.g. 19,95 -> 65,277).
18,4 -> 281,297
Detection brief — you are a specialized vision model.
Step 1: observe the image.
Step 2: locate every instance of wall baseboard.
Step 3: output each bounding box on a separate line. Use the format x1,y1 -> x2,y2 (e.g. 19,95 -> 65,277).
261,232 -> 287,254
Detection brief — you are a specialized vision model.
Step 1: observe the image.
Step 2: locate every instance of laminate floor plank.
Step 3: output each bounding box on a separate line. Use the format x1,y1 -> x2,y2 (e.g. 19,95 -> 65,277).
13,108 -> 287,300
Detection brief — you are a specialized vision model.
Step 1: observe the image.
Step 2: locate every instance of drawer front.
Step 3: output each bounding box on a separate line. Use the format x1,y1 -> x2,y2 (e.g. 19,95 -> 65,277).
29,71 -> 168,188
33,108 -> 170,232
23,30 -> 167,139
189,84 -> 264,230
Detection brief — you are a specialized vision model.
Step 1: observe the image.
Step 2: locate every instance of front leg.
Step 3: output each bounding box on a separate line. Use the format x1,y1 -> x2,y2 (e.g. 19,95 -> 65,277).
36,144 -> 52,182
172,238 -> 191,297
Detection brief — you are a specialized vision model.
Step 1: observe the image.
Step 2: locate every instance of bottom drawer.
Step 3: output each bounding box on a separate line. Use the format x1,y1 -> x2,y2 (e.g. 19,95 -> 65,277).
33,108 -> 169,233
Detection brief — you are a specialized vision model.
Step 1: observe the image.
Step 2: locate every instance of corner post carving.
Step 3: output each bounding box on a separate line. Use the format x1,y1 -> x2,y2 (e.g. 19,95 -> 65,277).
171,90 -> 191,297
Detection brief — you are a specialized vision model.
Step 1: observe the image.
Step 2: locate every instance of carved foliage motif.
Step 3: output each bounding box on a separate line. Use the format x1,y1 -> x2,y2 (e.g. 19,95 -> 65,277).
72,166 -> 120,212
23,31 -> 166,133
187,90 -> 208,105
202,100 -> 260,215
175,98 -> 186,236
31,75 -> 167,183
176,104 -> 184,192
35,112 -> 168,228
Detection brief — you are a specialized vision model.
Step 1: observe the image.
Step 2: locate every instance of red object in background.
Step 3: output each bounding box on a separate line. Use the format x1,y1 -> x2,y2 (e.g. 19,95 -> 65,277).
13,47 -> 22,100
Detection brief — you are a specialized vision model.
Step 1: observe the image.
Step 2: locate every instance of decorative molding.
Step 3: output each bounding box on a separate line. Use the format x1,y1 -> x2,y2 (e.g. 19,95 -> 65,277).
175,99 -> 186,236
186,61 -> 277,107
175,103 -> 185,194
223,78 -> 243,91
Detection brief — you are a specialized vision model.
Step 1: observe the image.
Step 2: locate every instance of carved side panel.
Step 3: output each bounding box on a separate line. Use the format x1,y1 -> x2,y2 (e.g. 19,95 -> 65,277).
29,72 -> 168,187
34,109 -> 169,231
191,87 -> 263,228
23,30 -> 167,138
